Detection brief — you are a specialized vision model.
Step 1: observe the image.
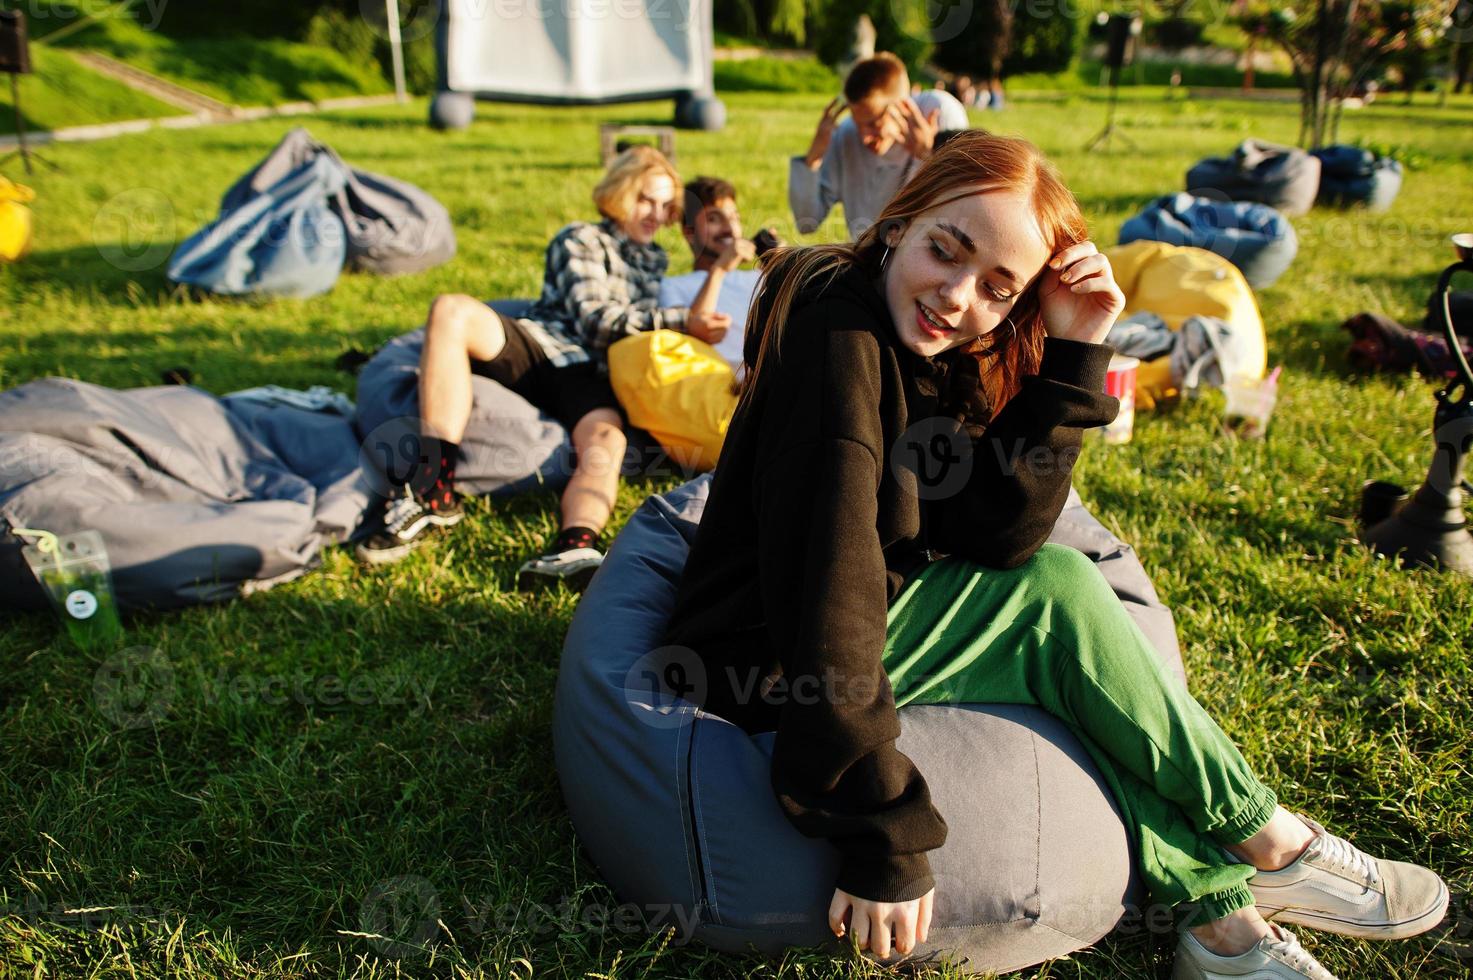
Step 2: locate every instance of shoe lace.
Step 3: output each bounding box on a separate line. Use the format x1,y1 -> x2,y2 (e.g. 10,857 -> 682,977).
1312,831 -> 1380,886
1267,929 -> 1338,980
383,491 -> 427,535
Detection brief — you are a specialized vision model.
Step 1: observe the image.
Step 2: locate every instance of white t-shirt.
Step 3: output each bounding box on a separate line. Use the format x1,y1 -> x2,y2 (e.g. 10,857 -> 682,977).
658,268 -> 763,371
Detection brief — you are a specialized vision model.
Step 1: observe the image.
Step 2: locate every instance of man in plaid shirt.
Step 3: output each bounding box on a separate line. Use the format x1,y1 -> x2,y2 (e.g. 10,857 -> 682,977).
357,146 -> 728,587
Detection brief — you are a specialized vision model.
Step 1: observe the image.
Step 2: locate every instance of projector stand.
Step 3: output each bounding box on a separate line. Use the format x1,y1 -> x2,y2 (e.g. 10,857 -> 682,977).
1084,69 -> 1137,153
2,74 -> 60,176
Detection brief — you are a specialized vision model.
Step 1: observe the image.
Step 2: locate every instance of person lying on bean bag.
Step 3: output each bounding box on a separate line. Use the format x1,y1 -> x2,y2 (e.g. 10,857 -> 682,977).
662,131 -> 1449,978
355,146 -> 727,589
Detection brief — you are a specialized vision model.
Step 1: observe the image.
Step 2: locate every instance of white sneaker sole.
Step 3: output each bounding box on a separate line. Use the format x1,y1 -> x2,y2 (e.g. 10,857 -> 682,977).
355,510 -> 465,566
1256,878 -> 1449,941
516,559 -> 601,593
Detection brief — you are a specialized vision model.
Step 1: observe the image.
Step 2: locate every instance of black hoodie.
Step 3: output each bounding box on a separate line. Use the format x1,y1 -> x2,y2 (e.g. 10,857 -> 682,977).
664,261 -> 1117,903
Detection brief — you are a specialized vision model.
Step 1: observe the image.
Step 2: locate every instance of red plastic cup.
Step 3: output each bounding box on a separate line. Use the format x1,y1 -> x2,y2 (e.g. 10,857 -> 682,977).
1102,354 -> 1139,444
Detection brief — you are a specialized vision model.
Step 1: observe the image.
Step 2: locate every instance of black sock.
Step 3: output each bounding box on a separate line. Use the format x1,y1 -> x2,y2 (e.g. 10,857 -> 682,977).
553,525 -> 600,553
409,440 -> 460,512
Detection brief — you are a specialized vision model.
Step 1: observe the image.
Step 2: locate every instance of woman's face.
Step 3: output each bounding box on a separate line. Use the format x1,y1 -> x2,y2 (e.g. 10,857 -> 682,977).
619,172 -> 677,245
882,187 -> 1053,359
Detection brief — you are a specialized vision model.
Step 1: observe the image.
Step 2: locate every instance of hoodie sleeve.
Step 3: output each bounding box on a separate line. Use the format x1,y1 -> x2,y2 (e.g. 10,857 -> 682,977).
753,300 -> 948,903
928,338 -> 1118,568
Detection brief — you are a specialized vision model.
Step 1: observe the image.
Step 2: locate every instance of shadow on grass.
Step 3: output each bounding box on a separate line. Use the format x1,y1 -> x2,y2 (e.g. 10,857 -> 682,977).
10,243 -> 180,307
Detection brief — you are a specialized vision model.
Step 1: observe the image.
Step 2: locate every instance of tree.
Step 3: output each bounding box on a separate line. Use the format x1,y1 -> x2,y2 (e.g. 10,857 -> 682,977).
1234,0 -> 1456,146
813,0 -> 934,77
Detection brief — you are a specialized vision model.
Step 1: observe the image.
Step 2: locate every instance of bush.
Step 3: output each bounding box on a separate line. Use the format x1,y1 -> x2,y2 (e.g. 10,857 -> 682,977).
1003,6 -> 1083,75
1147,16 -> 1207,49
304,8 -> 437,94
932,0 -> 1012,78
813,0 -> 933,78
714,57 -> 842,93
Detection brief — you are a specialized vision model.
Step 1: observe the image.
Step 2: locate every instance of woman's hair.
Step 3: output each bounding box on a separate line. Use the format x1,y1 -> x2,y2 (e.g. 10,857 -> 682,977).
593,145 -> 682,225
741,131 -> 1088,414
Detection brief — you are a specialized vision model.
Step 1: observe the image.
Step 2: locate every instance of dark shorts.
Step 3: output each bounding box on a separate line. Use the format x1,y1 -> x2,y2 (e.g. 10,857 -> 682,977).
470,311 -> 622,433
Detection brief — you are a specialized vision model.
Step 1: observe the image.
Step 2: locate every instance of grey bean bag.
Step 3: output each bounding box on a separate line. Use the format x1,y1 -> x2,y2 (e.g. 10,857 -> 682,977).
0,378 -> 372,610
221,127 -> 457,277
1311,145 -> 1403,212
554,475 -> 1186,974
352,307 -> 575,499
1186,139 -> 1322,218
1119,193 -> 1298,289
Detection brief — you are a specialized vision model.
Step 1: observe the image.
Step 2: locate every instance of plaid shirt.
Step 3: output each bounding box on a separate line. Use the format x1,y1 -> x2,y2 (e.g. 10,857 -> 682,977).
516,219 -> 690,368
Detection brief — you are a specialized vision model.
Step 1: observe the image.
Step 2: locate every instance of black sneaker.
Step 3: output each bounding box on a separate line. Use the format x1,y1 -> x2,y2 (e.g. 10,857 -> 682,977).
355,489 -> 464,565
516,546 -> 604,592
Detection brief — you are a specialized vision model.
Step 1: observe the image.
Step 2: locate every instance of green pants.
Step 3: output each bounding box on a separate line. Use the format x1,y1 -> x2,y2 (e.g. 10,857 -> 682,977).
883,545 -> 1277,926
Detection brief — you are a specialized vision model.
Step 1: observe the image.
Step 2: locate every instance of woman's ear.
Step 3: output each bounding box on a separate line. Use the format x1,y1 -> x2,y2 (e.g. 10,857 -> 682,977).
879,217 -> 907,250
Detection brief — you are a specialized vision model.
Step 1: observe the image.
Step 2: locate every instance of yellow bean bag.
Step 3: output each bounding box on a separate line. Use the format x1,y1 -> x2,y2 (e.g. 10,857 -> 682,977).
608,329 -> 738,473
1105,240 -> 1266,408
0,177 -> 35,262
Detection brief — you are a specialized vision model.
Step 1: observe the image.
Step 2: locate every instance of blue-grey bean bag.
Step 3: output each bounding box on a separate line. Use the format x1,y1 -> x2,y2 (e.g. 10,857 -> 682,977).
1186,139 -> 1322,218
554,475 -> 1187,974
0,379 -> 373,610
1311,145 -> 1403,212
1119,193 -> 1297,289
352,301 -> 575,499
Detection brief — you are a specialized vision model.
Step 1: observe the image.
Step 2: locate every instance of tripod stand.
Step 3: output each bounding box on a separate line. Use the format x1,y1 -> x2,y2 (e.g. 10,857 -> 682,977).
2,72 -> 59,175
1084,65 -> 1137,152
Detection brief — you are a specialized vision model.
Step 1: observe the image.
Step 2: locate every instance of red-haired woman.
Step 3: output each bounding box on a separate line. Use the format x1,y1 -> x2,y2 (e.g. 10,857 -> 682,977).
664,131 -> 1446,979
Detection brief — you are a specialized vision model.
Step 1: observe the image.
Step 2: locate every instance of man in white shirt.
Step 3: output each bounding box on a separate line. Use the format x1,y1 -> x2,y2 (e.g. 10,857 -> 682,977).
789,52 -> 971,240
659,176 -> 768,372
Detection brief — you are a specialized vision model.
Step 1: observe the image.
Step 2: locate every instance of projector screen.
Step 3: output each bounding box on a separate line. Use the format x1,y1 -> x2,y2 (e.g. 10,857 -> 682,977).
442,0 -> 713,103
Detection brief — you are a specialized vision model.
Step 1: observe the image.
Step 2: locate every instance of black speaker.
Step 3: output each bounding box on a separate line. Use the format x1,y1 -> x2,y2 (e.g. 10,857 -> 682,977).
1103,14 -> 1141,72
0,10 -> 32,76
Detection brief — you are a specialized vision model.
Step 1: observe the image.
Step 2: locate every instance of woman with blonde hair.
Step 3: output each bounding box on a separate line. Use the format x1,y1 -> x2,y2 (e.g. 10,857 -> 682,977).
358,145 -> 728,587
663,131 -> 1447,978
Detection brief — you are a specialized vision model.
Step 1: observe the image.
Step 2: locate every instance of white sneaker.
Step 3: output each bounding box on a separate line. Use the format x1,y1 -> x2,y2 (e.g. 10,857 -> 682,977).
1249,815 -> 1449,940
516,546 -> 603,592
1173,924 -> 1338,980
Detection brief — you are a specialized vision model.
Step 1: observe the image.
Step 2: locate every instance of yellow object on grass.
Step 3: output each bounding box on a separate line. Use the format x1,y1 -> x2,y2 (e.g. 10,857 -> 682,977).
0,177 -> 36,262
608,329 -> 738,473
1105,241 -> 1267,407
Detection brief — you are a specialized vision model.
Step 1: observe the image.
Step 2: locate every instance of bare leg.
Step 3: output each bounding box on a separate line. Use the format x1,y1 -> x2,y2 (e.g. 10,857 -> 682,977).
1188,807 -> 1317,955
561,407 -> 626,534
1190,906 -> 1274,956
419,294 -> 507,445
1228,807 -> 1317,871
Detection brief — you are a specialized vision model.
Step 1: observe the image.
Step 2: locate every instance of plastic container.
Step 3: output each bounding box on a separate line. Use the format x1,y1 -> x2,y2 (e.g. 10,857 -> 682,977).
1222,368 -> 1280,439
20,529 -> 123,653
1102,354 -> 1140,444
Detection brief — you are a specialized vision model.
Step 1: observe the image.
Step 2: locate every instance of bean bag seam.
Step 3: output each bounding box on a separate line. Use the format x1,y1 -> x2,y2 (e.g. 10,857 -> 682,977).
688,717 -> 718,923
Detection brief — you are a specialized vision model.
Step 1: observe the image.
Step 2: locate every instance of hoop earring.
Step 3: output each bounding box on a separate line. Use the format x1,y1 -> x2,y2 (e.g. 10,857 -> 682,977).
981,317 -> 1018,356
879,244 -> 893,273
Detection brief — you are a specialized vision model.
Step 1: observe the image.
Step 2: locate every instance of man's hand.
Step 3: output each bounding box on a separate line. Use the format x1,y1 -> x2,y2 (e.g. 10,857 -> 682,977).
713,238 -> 757,273
829,887 -> 933,959
804,97 -> 846,170
687,309 -> 732,346
891,99 -> 942,161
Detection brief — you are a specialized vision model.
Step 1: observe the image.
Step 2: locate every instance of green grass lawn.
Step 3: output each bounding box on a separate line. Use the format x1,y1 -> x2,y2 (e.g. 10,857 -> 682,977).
31,10 -> 390,109
2,90 -> 1473,979
0,43 -> 177,136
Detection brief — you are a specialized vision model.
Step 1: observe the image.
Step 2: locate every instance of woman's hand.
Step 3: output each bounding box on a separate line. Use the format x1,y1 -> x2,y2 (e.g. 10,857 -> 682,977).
829,887 -> 933,959
1038,241 -> 1125,346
